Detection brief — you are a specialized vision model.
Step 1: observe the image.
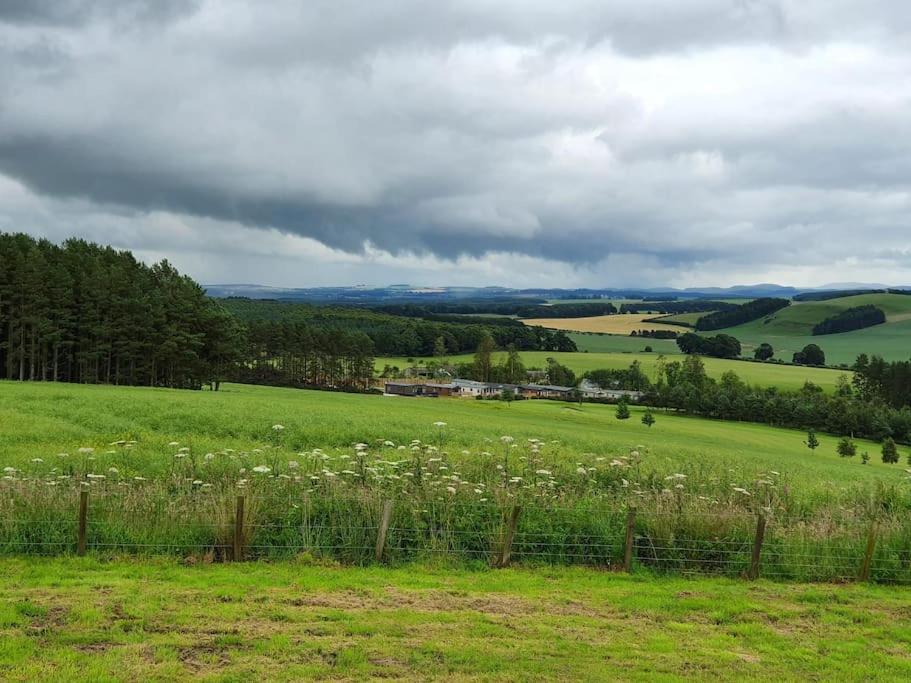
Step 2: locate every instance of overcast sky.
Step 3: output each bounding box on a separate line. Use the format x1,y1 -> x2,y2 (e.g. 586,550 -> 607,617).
2,1 -> 911,288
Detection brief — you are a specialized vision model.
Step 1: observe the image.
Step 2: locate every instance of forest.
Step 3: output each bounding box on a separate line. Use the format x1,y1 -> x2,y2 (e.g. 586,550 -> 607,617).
694,297 -> 790,331
812,305 -> 886,335
221,298 -> 577,356
0,233 -> 242,388
375,301 -> 618,318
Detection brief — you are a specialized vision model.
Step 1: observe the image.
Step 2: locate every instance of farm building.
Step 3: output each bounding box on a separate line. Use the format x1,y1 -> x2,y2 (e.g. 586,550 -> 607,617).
522,384 -> 574,399
384,382 -> 427,397
423,382 -> 457,397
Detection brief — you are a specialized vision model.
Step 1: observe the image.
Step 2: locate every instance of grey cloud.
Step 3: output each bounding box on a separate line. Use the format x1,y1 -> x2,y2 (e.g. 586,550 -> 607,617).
2,1 -> 911,285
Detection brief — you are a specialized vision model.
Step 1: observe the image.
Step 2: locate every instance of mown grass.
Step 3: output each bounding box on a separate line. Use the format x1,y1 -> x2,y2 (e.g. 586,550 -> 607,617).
376,350 -> 849,392
568,331 -> 680,354
1,558 -> 910,681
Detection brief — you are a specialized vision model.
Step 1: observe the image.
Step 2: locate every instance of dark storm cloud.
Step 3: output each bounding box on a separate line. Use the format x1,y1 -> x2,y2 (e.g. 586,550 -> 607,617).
2,0 -> 911,285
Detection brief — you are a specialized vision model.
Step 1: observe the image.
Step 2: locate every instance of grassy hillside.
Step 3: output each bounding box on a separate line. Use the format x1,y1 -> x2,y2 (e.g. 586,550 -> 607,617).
715,293 -> 911,365
569,332 -> 679,354
377,350 -> 849,392
0,381 -> 901,496
3,558 -> 909,680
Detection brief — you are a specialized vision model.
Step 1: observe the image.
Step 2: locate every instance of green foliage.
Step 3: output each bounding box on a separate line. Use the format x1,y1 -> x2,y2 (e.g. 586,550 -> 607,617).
837,437 -> 857,458
754,343 -> 774,361
546,358 -> 576,386
812,305 -> 886,336
695,298 -> 790,331
882,437 -> 899,464
0,232 -> 241,388
615,399 -> 631,420
806,429 -> 820,451
641,410 -> 656,428
794,344 -> 826,366
676,332 -> 741,358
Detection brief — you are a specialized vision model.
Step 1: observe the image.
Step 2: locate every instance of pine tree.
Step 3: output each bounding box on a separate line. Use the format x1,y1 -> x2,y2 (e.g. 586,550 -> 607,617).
616,398 -> 631,420
641,410 -> 656,428
805,429 -> 819,451
882,437 -> 899,464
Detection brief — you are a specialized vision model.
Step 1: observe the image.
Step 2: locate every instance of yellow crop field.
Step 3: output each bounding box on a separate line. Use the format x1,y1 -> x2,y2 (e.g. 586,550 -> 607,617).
522,313 -> 683,334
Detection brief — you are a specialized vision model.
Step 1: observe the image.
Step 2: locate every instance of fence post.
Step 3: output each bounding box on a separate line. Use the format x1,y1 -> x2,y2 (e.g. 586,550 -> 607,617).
233,495 -> 245,562
748,513 -> 766,580
859,520 -> 878,583
623,507 -> 637,573
77,490 -> 88,556
375,500 -> 394,562
497,505 -> 522,568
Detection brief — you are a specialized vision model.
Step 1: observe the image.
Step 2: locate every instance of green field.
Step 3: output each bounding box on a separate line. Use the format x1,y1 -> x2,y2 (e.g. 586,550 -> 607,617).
569,332 -> 680,354
0,381 -> 903,496
378,350 -> 850,392
715,293 -> 911,365
2,557 -> 909,680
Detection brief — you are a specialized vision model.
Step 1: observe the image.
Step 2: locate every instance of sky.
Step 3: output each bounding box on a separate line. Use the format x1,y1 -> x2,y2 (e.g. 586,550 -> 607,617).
1,1 -> 911,289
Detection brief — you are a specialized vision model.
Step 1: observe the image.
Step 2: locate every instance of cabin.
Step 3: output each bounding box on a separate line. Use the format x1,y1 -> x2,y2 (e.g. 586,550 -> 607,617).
578,379 -> 644,401
523,384 -> 574,399
423,382 -> 457,397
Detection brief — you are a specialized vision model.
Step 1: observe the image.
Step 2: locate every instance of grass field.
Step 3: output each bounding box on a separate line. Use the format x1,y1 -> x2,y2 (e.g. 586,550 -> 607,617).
2,558 -> 910,680
715,293 -> 911,365
378,351 -> 850,392
0,381 -> 902,497
568,332 -> 680,354
522,314 -> 684,335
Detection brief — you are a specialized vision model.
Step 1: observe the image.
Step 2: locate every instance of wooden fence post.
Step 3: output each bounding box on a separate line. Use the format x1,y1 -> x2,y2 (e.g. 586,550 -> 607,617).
748,513 -> 766,580
623,508 -> 637,573
77,490 -> 88,557
497,505 -> 522,568
233,495 -> 245,562
375,500 -> 394,562
859,520 -> 878,583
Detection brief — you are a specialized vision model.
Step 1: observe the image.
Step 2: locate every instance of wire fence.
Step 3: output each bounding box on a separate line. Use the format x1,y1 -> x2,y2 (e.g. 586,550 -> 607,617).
1,492 -> 910,585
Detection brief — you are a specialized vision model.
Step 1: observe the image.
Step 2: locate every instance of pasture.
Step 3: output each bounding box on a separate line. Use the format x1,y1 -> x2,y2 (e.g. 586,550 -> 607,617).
568,332 -> 679,354
2,558 -> 910,680
377,351 -> 850,392
714,293 -> 911,365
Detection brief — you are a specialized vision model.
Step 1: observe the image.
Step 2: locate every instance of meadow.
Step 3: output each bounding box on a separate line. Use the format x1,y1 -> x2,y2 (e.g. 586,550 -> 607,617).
377,350 -> 850,392
2,557 -> 910,680
2,381 -> 911,583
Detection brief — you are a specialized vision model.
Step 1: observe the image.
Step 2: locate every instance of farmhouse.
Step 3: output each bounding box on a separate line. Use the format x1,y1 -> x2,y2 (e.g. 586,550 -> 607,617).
384,382 -> 426,397
521,384 -> 574,399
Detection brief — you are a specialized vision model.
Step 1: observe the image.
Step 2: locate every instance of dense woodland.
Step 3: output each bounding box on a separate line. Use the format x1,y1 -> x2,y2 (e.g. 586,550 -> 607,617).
676,332 -> 742,358
222,299 -> 577,355
0,233 -> 242,388
694,297 -> 790,331
812,305 -> 886,335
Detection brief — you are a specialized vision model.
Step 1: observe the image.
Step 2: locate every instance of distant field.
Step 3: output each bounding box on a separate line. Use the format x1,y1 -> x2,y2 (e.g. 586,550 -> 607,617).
653,311 -> 705,327
713,293 -> 911,365
3,558 -> 909,680
523,313 -> 684,334
378,350 -> 849,392
568,332 -> 679,354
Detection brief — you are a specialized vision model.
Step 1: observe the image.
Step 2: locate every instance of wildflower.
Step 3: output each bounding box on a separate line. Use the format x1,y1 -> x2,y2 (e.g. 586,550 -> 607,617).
174,453 -> 186,459
433,421 -> 447,428
192,479 -> 203,486
167,442 -> 179,447
446,486 -> 457,494
57,453 -> 68,458
383,440 -> 395,447
86,473 -> 105,480
77,447 -> 94,454
108,467 -> 119,474
204,453 -> 215,461
133,476 -> 146,482
3,467 -> 16,474
252,465 -> 271,474
621,478 -> 629,487
354,443 -> 369,451
576,467 -> 587,475
272,424 -> 285,431
31,458 -> 44,464
287,460 -> 299,469
178,447 -> 190,453
500,436 -> 514,444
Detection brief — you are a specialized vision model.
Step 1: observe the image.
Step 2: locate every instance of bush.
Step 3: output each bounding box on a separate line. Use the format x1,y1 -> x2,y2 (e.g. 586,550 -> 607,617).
837,437 -> 857,458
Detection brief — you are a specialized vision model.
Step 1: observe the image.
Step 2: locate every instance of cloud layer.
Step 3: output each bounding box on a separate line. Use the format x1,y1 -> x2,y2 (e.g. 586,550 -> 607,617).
2,1 -> 911,287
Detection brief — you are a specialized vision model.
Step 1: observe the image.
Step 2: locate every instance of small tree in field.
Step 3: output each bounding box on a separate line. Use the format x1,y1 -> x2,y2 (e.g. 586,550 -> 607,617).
861,451 -> 870,465
837,437 -> 857,458
641,410 -> 655,428
805,429 -> 819,451
882,437 -> 899,464
616,398 -> 631,420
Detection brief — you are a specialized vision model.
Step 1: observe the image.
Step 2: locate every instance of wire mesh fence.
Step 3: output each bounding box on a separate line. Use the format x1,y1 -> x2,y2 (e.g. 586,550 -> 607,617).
2,493 -> 910,585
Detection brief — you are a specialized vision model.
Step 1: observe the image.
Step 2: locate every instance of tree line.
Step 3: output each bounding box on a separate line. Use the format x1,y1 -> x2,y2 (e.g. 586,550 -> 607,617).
375,301 -> 618,318
221,299 -> 577,356
0,233 -> 242,389
812,305 -> 886,335
694,297 -> 790,331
